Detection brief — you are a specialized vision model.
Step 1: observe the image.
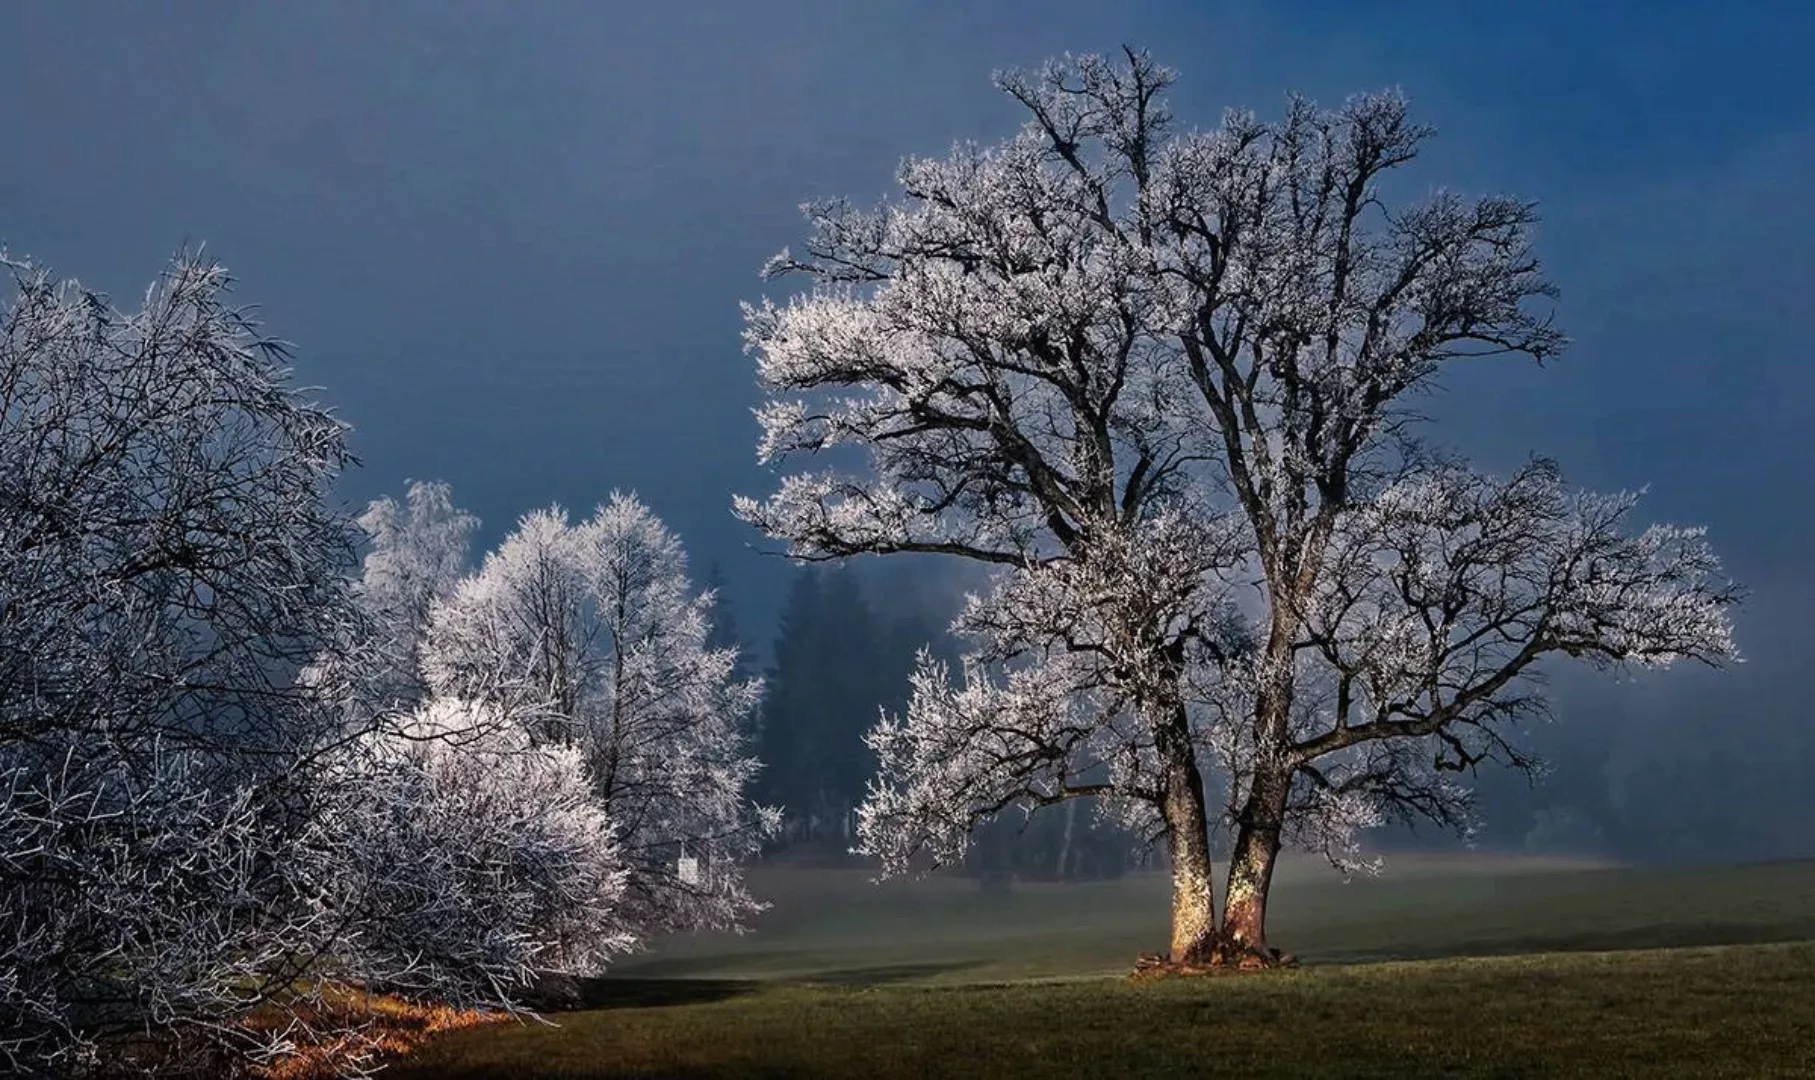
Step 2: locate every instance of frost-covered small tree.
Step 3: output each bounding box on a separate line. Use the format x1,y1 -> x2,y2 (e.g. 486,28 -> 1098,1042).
424,494 -> 774,936
738,49 -> 1739,966
306,697 -> 633,1006
349,480 -> 480,712
0,248 -> 364,1072
298,482 -> 640,1046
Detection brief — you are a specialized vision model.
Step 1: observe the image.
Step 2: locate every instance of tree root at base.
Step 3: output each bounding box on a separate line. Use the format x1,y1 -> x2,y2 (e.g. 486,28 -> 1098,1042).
1129,945 -> 1299,979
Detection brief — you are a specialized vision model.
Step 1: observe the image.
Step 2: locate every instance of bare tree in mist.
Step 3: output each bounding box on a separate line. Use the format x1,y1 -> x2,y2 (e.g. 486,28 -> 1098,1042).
738,49 -> 1739,967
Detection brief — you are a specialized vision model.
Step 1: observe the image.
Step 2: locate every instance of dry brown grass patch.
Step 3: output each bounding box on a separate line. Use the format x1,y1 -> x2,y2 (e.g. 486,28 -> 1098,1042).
240,985 -> 508,1080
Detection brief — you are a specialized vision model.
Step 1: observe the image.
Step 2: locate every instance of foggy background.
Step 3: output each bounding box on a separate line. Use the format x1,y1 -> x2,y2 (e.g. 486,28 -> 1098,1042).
3,0 -> 1809,862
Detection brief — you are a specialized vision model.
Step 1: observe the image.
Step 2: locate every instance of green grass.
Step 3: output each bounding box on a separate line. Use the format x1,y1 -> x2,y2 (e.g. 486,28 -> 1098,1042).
390,854 -> 1815,1078
610,852 -> 1815,982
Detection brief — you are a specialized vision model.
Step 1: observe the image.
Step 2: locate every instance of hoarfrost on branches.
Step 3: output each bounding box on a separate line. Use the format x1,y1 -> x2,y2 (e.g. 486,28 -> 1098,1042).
0,249 -> 774,1073
742,48 -> 1739,958
423,493 -> 776,937
306,698 -> 633,1007
0,248 -> 366,1072
0,249 -> 634,1076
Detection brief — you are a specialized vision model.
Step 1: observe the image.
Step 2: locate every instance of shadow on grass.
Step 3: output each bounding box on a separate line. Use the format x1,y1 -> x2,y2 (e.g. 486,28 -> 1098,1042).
796,959 -> 987,985
571,977 -> 759,1010
609,949 -> 809,978
570,959 -> 985,1011
611,950 -> 994,982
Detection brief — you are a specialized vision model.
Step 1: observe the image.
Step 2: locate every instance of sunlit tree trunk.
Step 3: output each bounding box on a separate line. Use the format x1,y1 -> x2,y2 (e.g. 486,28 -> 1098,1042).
1221,771 -> 1288,960
1157,707 -> 1218,963
1163,787 -> 1218,962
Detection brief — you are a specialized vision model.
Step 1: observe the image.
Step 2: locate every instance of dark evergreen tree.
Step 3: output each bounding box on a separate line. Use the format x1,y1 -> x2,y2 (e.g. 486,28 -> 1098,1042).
756,567 -> 823,839
758,560 -> 970,857
703,560 -> 761,740
810,564 -> 883,846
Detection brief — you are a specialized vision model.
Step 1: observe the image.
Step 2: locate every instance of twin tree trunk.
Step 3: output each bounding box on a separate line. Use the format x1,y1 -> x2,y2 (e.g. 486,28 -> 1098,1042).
1155,706 -> 1291,967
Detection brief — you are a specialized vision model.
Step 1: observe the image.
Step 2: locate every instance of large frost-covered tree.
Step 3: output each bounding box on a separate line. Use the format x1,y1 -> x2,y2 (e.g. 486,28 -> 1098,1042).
737,49 -> 1739,966
424,493 -> 774,936
0,248 -> 364,1072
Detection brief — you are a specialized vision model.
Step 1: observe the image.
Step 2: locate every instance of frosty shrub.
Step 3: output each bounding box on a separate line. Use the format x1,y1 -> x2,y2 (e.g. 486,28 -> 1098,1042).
306,698 -> 634,1007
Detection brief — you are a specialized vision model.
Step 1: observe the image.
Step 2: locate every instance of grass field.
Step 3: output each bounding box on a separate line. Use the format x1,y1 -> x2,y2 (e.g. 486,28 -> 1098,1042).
390,853 -> 1815,1078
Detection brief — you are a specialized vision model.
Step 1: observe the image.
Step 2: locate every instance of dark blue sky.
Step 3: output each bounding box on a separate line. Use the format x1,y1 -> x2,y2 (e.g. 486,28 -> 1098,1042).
5,1 -> 1809,852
